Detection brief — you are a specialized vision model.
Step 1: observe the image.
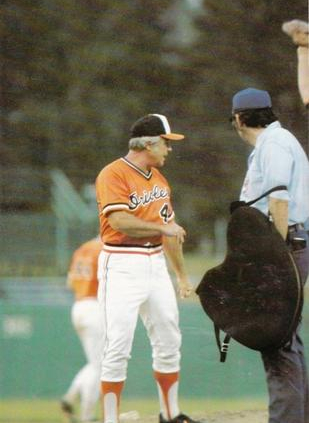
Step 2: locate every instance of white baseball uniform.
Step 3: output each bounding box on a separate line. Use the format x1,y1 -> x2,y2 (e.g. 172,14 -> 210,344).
62,237 -> 103,422
96,157 -> 181,382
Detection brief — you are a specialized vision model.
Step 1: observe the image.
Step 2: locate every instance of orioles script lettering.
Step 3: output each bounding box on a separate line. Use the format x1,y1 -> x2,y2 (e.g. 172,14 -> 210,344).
129,185 -> 169,210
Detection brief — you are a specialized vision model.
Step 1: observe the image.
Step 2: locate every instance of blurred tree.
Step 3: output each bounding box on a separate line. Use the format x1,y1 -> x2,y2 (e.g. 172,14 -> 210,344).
1,0 -> 307,248
13,0 -> 177,184
1,0 -> 68,209
1,0 -> 64,168
1,0 -> 179,204
192,0 -> 308,140
52,0 -> 181,185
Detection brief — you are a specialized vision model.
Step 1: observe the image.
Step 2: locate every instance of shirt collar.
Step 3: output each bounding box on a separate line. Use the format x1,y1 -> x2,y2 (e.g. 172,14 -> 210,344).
255,121 -> 281,148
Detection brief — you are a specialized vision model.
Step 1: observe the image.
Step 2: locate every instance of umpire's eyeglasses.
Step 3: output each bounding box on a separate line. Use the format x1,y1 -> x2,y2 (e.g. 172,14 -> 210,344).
229,115 -> 237,128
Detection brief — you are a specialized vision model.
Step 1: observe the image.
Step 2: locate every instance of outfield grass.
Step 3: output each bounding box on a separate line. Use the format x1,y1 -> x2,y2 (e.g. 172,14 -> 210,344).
184,252 -> 220,278
0,397 -> 268,422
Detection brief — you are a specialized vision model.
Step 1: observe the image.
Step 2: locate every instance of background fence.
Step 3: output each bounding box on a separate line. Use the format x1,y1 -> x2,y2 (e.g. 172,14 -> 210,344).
1,279 -> 308,400
0,169 -> 99,276
0,167 -> 228,277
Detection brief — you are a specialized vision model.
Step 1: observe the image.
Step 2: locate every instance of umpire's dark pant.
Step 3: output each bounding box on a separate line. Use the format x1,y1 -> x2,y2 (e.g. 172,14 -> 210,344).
261,227 -> 309,423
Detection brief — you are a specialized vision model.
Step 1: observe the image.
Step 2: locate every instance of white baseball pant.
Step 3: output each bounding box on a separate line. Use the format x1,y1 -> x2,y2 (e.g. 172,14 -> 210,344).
63,298 -> 104,421
97,250 -> 181,382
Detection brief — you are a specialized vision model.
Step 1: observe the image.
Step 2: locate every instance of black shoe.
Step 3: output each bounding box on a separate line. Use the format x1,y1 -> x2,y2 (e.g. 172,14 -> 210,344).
159,412 -> 204,423
60,399 -> 77,423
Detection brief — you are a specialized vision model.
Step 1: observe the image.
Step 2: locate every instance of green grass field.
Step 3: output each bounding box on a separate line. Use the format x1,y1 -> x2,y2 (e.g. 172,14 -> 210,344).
0,397 -> 268,423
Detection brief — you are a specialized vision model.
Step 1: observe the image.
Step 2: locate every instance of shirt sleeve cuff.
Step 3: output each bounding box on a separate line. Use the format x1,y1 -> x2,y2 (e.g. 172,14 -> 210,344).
269,190 -> 290,201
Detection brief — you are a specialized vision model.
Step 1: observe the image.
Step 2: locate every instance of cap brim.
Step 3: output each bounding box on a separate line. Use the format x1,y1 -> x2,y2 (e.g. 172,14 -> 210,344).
161,133 -> 185,141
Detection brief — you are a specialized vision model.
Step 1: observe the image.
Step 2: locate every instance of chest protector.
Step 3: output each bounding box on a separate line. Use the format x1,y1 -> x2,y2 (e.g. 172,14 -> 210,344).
196,187 -> 303,361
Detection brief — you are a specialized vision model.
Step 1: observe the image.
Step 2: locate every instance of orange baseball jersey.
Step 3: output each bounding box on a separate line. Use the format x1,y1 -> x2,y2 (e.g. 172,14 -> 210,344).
67,237 -> 102,300
95,157 -> 175,248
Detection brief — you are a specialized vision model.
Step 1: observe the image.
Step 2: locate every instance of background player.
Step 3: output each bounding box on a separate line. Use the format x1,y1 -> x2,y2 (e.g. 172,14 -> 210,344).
61,236 -> 103,423
96,114 -> 202,423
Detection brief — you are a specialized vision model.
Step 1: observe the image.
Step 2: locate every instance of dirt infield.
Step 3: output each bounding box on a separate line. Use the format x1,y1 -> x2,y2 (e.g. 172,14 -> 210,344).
199,410 -> 267,423
0,399 -> 269,423
123,410 -> 268,423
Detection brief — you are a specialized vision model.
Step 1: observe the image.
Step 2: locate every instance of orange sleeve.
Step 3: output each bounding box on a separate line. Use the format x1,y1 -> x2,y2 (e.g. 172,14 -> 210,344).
96,166 -> 131,216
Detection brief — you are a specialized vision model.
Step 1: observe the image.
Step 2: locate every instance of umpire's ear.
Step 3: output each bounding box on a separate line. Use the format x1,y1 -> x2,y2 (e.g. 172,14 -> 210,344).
234,113 -> 243,127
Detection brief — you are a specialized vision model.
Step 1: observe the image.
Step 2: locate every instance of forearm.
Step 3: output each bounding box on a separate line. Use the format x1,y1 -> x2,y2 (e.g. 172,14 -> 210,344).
163,233 -> 193,298
269,197 -> 289,240
297,46 -> 309,106
108,211 -> 163,238
163,235 -> 188,279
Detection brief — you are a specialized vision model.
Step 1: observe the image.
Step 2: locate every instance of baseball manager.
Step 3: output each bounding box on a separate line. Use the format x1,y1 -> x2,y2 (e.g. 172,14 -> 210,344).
95,114 -> 202,423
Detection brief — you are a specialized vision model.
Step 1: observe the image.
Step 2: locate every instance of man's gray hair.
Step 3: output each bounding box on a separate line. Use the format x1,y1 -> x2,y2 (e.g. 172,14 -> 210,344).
128,136 -> 161,151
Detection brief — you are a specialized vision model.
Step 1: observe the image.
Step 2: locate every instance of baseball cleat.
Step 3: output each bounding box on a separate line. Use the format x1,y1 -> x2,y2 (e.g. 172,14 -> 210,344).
159,412 -> 204,423
60,399 -> 77,423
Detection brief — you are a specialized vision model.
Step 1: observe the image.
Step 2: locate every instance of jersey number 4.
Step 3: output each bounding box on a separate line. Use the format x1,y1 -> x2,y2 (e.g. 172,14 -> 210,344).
159,203 -> 170,223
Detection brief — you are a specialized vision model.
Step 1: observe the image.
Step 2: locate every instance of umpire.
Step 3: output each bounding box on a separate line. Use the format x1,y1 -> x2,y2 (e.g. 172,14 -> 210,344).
231,87 -> 309,423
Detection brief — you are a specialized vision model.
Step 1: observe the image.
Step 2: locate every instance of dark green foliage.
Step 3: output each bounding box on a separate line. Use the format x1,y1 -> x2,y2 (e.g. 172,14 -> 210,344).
1,0 -> 307,247
2,0 -> 175,178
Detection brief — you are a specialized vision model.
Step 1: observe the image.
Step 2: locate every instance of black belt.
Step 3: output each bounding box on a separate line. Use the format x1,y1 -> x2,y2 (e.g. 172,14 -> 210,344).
288,223 -> 304,232
104,242 -> 162,249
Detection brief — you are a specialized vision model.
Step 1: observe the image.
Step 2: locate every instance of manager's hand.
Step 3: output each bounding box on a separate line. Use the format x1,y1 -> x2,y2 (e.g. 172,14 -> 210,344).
160,222 -> 186,244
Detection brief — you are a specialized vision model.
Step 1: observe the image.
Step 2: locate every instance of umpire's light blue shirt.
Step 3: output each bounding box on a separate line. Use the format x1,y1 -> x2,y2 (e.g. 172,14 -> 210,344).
240,121 -> 309,226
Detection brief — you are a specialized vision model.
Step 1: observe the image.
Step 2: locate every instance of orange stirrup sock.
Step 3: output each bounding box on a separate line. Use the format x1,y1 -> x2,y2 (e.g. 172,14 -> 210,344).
101,381 -> 124,423
154,371 -> 180,420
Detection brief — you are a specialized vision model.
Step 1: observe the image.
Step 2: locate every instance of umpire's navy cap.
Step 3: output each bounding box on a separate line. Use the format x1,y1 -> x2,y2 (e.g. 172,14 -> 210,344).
130,114 -> 185,141
232,88 -> 272,113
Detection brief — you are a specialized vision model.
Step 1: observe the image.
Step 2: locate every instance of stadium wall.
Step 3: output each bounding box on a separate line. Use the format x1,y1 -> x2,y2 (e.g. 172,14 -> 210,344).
1,296 -> 308,400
